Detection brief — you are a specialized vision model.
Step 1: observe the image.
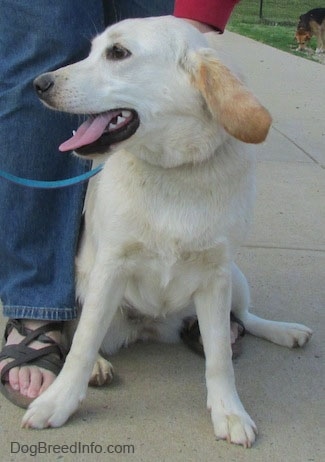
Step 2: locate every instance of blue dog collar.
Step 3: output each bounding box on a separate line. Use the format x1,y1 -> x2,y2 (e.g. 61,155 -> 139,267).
0,163 -> 104,189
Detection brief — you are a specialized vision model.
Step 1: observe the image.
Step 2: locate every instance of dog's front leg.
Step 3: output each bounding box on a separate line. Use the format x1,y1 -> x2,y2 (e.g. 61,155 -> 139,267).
22,256 -> 127,429
195,265 -> 257,448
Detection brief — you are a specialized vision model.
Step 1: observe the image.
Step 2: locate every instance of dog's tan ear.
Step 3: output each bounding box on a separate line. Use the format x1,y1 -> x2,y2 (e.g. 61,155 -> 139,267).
191,52 -> 272,144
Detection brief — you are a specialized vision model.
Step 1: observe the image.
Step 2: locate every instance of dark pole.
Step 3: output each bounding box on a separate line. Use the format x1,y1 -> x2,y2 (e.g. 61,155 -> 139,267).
259,0 -> 264,19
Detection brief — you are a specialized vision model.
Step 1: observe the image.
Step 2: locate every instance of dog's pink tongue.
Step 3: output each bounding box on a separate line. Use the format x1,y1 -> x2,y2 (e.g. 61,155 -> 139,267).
59,114 -> 111,152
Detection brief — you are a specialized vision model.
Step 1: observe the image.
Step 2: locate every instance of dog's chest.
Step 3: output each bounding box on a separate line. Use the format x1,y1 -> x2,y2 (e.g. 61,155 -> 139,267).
124,246 -> 223,316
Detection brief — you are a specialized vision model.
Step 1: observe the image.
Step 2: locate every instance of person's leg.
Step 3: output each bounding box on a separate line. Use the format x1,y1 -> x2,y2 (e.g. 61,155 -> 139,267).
102,0 -> 174,25
0,1 -> 105,320
0,0 -> 105,404
0,0 -> 175,407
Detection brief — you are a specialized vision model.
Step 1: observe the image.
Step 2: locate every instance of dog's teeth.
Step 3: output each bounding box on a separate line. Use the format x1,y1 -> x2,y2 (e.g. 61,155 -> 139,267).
72,130 -> 76,136
109,116 -> 126,131
121,110 -> 131,118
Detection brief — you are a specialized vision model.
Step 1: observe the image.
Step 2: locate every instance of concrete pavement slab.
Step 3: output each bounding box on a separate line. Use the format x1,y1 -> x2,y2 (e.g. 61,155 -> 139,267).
247,161 -> 324,250
258,127 -> 314,164
219,32 -> 325,167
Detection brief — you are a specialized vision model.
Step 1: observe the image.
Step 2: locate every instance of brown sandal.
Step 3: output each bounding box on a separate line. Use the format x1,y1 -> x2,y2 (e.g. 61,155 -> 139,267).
180,313 -> 246,359
0,319 -> 67,408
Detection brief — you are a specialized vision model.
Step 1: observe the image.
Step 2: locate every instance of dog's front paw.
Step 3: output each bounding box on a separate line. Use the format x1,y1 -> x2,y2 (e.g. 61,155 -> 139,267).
89,355 -> 114,386
211,408 -> 257,448
21,384 -> 84,429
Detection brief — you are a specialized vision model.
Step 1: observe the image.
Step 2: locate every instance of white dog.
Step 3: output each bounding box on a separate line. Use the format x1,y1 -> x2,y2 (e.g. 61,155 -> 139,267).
26,16 -> 312,447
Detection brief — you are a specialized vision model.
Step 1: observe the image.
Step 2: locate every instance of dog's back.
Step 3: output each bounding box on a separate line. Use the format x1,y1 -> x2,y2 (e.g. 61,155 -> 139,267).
298,8 -> 325,30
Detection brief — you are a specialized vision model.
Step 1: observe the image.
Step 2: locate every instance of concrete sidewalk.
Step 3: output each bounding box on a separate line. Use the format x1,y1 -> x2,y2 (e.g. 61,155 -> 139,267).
0,32 -> 324,462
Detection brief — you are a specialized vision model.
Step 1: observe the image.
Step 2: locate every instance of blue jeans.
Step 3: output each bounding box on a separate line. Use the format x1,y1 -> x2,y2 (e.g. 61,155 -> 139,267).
0,0 -> 173,321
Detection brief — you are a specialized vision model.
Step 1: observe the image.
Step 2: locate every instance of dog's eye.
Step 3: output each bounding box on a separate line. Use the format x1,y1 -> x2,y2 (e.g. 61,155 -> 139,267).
105,44 -> 131,60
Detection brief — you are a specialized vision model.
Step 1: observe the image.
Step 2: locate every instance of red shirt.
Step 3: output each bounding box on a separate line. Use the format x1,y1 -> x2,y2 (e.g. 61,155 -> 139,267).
174,0 -> 239,32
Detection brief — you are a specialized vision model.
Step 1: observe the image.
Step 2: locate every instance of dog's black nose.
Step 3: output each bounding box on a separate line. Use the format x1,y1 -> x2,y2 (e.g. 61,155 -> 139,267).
33,73 -> 54,96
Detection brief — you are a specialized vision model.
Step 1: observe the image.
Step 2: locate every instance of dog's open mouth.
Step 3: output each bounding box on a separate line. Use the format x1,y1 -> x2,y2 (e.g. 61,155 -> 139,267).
59,109 -> 139,155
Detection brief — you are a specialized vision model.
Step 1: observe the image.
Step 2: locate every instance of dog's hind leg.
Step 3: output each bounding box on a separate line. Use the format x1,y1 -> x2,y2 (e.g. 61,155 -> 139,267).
231,263 -> 312,348
243,313 -> 312,348
231,263 -> 251,321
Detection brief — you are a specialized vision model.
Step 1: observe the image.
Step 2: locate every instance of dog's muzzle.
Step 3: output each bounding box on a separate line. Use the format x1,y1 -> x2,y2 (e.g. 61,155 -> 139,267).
33,74 -> 140,156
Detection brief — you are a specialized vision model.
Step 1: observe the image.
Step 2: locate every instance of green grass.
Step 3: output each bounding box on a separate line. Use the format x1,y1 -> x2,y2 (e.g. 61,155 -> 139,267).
227,0 -> 321,62
229,0 -> 321,24
227,21 -> 317,57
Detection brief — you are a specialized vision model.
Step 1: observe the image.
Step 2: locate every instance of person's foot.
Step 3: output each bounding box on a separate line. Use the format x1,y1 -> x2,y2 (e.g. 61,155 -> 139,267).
0,319 -> 67,407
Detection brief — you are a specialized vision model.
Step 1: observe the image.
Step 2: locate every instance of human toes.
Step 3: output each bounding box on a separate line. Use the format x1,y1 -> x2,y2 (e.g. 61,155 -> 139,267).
7,365 -> 20,391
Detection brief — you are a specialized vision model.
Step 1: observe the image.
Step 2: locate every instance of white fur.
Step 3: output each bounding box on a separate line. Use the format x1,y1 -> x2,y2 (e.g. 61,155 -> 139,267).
23,17 -> 312,447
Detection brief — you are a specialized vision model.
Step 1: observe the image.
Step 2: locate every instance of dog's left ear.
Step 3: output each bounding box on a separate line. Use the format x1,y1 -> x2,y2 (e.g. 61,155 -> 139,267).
186,50 -> 272,144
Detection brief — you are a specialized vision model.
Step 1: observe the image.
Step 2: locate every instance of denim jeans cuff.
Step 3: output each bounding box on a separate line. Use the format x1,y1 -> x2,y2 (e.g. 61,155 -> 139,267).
2,305 -> 77,321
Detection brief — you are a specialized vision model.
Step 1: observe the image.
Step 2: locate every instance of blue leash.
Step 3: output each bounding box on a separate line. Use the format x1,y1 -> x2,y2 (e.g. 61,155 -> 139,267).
0,163 -> 104,189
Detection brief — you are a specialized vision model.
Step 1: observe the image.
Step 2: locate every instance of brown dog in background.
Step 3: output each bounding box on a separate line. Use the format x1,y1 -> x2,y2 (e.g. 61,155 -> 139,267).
295,8 -> 325,52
